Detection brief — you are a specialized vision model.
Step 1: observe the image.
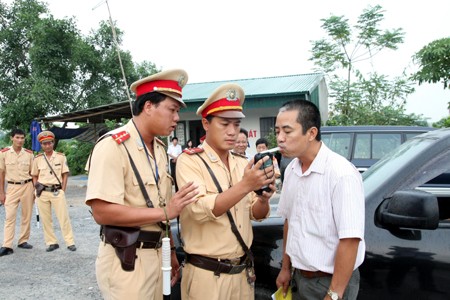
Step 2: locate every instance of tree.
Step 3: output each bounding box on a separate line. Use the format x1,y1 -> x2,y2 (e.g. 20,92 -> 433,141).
412,37 -> 450,89
0,0 -> 158,132
310,5 -> 426,125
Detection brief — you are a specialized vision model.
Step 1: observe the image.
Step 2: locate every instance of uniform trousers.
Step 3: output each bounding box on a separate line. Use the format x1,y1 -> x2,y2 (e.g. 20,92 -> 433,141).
96,243 -> 163,300
181,263 -> 254,300
2,182 -> 34,247
292,268 -> 360,300
37,190 -> 75,246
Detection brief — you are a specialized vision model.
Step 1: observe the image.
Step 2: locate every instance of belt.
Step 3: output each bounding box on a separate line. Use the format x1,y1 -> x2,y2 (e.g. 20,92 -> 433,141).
42,185 -> 62,192
102,230 -> 163,249
7,179 -> 32,185
186,253 -> 247,275
297,269 -> 332,279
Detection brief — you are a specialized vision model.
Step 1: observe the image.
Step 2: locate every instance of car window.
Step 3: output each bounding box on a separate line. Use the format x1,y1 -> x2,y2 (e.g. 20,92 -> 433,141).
354,133 -> 370,159
405,132 -> 422,140
322,133 -> 351,159
372,133 -> 401,159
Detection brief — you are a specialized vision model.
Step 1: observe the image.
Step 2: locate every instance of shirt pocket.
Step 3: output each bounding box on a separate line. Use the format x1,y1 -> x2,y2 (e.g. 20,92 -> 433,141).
19,160 -> 31,172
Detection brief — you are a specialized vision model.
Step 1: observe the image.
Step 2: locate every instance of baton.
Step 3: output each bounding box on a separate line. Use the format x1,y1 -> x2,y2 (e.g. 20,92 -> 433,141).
35,204 -> 40,229
162,237 -> 171,300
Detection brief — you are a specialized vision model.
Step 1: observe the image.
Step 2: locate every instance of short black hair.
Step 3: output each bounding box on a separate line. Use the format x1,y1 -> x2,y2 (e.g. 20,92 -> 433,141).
239,128 -> 248,138
255,137 -> 268,147
133,92 -> 167,115
10,128 -> 25,137
171,137 -> 178,142
279,100 -> 321,141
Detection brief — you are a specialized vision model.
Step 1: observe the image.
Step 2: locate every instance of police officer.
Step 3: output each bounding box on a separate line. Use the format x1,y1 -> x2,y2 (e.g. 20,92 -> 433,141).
85,69 -> 199,300
0,129 -> 34,256
176,83 -> 276,300
31,131 -> 76,252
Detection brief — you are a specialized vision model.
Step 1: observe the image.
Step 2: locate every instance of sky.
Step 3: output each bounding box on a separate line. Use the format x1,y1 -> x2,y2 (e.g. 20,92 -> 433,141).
6,0 -> 450,122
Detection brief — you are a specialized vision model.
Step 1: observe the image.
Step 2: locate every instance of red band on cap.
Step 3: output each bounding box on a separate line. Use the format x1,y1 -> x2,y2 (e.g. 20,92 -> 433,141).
136,80 -> 182,97
202,98 -> 242,118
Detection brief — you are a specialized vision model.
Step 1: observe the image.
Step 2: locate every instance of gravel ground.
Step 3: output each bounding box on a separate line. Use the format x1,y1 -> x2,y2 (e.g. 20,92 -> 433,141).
0,177 -> 102,300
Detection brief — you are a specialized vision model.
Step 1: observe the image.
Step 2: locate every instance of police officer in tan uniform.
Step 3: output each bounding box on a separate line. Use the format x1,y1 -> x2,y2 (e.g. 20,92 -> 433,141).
31,131 -> 76,252
85,69 -> 199,300
0,129 -> 34,256
176,83 -> 276,300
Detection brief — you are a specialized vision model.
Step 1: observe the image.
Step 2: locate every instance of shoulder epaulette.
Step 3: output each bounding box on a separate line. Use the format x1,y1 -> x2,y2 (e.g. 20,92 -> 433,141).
111,131 -> 130,144
35,153 -> 43,158
56,152 -> 65,156
183,147 -> 204,155
1,147 -> 10,153
231,151 -> 248,159
24,149 -> 33,154
155,137 -> 166,147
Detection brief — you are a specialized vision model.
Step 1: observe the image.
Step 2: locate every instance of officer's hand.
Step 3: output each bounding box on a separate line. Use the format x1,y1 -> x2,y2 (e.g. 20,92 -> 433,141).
242,157 -> 275,193
167,181 -> 199,219
258,182 -> 276,203
171,251 -> 181,286
0,193 -> 5,205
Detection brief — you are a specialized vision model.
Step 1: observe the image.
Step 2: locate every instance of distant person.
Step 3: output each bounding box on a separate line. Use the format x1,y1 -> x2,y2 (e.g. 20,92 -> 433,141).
233,128 -> 251,160
167,136 -> 183,192
255,137 -> 281,179
0,129 -> 35,257
185,139 -> 194,150
31,131 -> 76,252
275,100 -> 365,300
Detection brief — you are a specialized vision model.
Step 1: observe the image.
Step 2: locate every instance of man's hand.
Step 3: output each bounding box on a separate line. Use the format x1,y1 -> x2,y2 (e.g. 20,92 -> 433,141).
0,193 -> 5,205
241,156 -> 276,194
166,181 -> 199,220
276,267 -> 292,298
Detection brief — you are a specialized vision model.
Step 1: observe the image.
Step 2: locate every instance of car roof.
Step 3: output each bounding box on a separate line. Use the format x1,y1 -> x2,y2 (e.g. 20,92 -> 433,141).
321,125 -> 435,133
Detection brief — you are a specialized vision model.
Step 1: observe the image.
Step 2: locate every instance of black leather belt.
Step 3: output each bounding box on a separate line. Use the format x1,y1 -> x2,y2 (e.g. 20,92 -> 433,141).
7,179 -> 32,185
42,185 -> 62,192
136,230 -> 163,249
186,253 -> 247,275
296,268 -> 332,278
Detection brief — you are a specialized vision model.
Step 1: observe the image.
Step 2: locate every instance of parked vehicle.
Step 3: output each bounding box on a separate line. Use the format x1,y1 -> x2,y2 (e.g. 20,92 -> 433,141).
172,128 -> 450,299
321,125 -> 435,172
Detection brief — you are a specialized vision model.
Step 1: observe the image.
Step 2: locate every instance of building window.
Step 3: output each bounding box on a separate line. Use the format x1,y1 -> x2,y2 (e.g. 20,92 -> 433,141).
260,117 -> 276,138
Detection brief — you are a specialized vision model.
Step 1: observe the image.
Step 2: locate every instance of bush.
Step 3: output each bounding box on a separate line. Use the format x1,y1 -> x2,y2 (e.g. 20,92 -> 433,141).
56,140 -> 93,176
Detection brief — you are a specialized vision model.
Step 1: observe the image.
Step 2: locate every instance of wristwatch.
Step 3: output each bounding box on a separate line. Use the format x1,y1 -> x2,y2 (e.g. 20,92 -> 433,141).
327,289 -> 340,300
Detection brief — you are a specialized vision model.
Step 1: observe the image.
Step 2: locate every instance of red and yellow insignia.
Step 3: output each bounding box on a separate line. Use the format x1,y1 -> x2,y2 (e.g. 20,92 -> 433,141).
112,131 -> 130,144
25,149 -> 33,154
183,147 -> 204,155
1,147 -> 9,152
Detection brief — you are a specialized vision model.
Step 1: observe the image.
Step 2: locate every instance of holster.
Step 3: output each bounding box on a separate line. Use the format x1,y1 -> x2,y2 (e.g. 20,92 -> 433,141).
102,225 -> 140,272
35,182 -> 45,197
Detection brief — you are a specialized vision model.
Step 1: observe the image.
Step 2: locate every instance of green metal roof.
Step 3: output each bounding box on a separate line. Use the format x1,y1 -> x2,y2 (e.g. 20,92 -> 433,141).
183,73 -> 324,102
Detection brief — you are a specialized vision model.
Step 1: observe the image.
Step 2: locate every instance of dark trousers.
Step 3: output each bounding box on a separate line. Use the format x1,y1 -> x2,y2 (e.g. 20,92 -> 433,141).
292,268 -> 360,300
170,160 -> 179,192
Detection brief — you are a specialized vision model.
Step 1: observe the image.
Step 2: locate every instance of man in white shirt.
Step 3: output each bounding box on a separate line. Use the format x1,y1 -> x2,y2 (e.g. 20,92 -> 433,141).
167,137 -> 182,191
275,100 -> 365,300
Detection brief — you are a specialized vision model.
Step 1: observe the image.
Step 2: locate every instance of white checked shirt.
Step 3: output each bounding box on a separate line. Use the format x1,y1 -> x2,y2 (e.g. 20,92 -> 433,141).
277,142 -> 365,274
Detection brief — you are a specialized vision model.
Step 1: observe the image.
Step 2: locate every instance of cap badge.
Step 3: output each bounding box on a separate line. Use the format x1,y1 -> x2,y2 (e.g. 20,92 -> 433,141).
178,75 -> 187,88
226,89 -> 238,101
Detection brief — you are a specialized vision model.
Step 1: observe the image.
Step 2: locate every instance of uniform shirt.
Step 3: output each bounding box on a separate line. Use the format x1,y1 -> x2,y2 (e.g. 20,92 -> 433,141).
85,120 -> 172,232
0,147 -> 33,181
31,151 -> 69,185
176,141 -> 269,259
277,142 -> 365,274
167,143 -> 182,162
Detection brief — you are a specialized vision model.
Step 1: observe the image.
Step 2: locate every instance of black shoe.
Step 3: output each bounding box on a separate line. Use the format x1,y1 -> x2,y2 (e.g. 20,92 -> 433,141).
67,245 -> 77,252
0,247 -> 14,256
18,242 -> 33,249
46,244 -> 59,252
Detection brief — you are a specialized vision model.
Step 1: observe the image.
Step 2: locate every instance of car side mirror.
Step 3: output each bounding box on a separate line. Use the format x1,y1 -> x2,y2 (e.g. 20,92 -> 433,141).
375,190 -> 439,230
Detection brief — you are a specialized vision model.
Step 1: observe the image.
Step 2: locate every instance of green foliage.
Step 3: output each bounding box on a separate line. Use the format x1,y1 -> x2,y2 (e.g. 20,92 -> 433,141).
264,129 -> 278,149
56,140 -> 93,175
310,5 -> 425,125
0,0 -> 158,133
432,116 -> 450,128
412,37 -> 450,89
